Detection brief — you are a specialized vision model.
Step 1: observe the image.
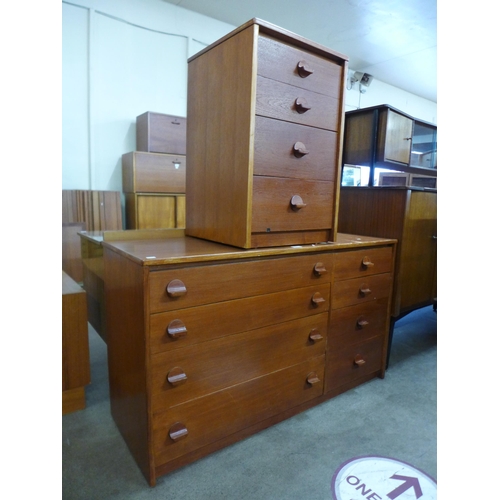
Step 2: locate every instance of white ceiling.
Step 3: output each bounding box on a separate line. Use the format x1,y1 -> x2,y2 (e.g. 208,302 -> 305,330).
162,0 -> 437,102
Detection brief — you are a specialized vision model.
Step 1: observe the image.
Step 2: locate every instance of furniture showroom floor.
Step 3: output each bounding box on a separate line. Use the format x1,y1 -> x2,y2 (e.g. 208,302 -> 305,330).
62,306 -> 437,500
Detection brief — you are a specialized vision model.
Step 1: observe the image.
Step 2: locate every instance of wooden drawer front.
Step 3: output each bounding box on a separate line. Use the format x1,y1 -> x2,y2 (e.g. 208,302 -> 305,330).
150,287 -> 330,353
151,314 -> 327,411
251,176 -> 334,233
153,355 -> 325,465
253,116 -> 337,182
334,246 -> 394,280
328,299 -> 388,345
324,336 -> 384,393
136,195 -> 177,229
256,75 -> 339,131
257,35 -> 342,99
331,274 -> 392,309
122,152 -> 186,194
149,254 -> 333,313
136,112 -> 186,155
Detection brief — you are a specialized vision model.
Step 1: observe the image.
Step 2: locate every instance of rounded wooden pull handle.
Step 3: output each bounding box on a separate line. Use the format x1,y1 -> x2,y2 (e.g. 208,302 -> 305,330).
169,422 -> 188,442
356,316 -> 369,328
313,262 -> 327,276
359,284 -> 371,296
354,354 -> 366,366
306,371 -> 321,385
362,256 -> 375,268
290,194 -> 306,210
309,328 -> 323,342
167,279 -> 187,297
167,319 -> 187,339
295,97 -> 311,114
167,367 -> 187,386
297,60 -> 314,78
311,292 -> 326,306
293,141 -> 309,158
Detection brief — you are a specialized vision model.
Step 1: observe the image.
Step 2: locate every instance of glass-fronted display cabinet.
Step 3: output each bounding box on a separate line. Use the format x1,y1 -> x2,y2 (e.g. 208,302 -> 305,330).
341,104 -> 437,188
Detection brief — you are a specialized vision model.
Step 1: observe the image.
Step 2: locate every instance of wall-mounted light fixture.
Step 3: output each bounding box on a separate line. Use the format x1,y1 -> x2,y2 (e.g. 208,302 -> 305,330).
350,71 -> 373,87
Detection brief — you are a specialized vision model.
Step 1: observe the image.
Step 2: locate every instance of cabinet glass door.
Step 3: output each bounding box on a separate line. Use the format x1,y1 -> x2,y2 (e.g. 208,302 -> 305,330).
410,121 -> 437,169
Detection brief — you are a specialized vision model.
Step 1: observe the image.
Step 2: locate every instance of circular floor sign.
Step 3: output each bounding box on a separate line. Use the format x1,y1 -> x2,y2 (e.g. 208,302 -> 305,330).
331,456 -> 437,500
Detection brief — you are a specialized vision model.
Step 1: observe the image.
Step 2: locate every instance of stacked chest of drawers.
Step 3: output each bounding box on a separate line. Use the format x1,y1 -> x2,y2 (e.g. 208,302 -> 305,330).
185,18 -> 348,249
103,234 -> 395,485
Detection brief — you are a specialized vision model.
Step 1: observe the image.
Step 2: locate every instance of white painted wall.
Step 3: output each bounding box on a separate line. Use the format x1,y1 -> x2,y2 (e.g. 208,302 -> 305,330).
62,0 -> 437,194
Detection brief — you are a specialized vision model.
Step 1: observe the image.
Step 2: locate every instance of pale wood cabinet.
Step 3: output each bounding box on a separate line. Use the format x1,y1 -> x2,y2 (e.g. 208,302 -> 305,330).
122,151 -> 186,230
185,18 -> 348,248
103,233 -> 395,485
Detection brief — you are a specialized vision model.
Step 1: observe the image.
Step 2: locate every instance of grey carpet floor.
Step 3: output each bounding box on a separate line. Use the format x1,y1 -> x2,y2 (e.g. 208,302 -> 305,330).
62,305 -> 437,499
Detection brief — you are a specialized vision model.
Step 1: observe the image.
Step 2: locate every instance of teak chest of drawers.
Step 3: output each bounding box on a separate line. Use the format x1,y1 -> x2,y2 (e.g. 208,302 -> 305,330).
185,18 -> 348,249
103,233 -> 395,486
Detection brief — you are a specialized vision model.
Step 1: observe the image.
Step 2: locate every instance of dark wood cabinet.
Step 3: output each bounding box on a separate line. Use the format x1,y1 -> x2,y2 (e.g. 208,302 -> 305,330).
342,104 -> 437,186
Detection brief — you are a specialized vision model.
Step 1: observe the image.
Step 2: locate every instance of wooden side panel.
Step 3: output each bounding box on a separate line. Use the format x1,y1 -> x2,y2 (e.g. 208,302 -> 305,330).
343,111 -> 374,167
62,271 -> 90,391
398,191 -> 437,312
175,195 -> 186,228
137,195 -> 176,229
186,25 -> 256,248
104,249 -> 152,484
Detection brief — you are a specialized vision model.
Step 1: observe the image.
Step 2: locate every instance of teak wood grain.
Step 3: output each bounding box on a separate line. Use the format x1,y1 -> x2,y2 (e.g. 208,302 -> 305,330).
152,356 -> 325,466
338,187 -> 436,316
62,271 -> 90,414
186,19 -> 348,248
122,152 -> 186,194
253,116 -> 337,181
103,231 -> 395,485
149,288 -> 329,354
257,34 -> 342,98
150,314 -> 327,410
329,298 -> 389,343
148,252 -> 333,313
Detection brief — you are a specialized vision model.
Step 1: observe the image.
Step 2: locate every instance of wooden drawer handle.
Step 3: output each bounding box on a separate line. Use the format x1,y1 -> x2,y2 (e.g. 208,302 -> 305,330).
313,262 -> 327,276
359,284 -> 371,296
309,328 -> 323,342
167,319 -> 187,339
356,316 -> 369,328
354,354 -> 366,366
167,279 -> 187,297
311,292 -> 326,306
362,256 -> 375,268
293,141 -> 309,157
290,194 -> 306,210
297,60 -> 314,78
167,367 -> 187,386
169,422 -> 188,442
295,97 -> 311,114
306,371 -> 321,385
